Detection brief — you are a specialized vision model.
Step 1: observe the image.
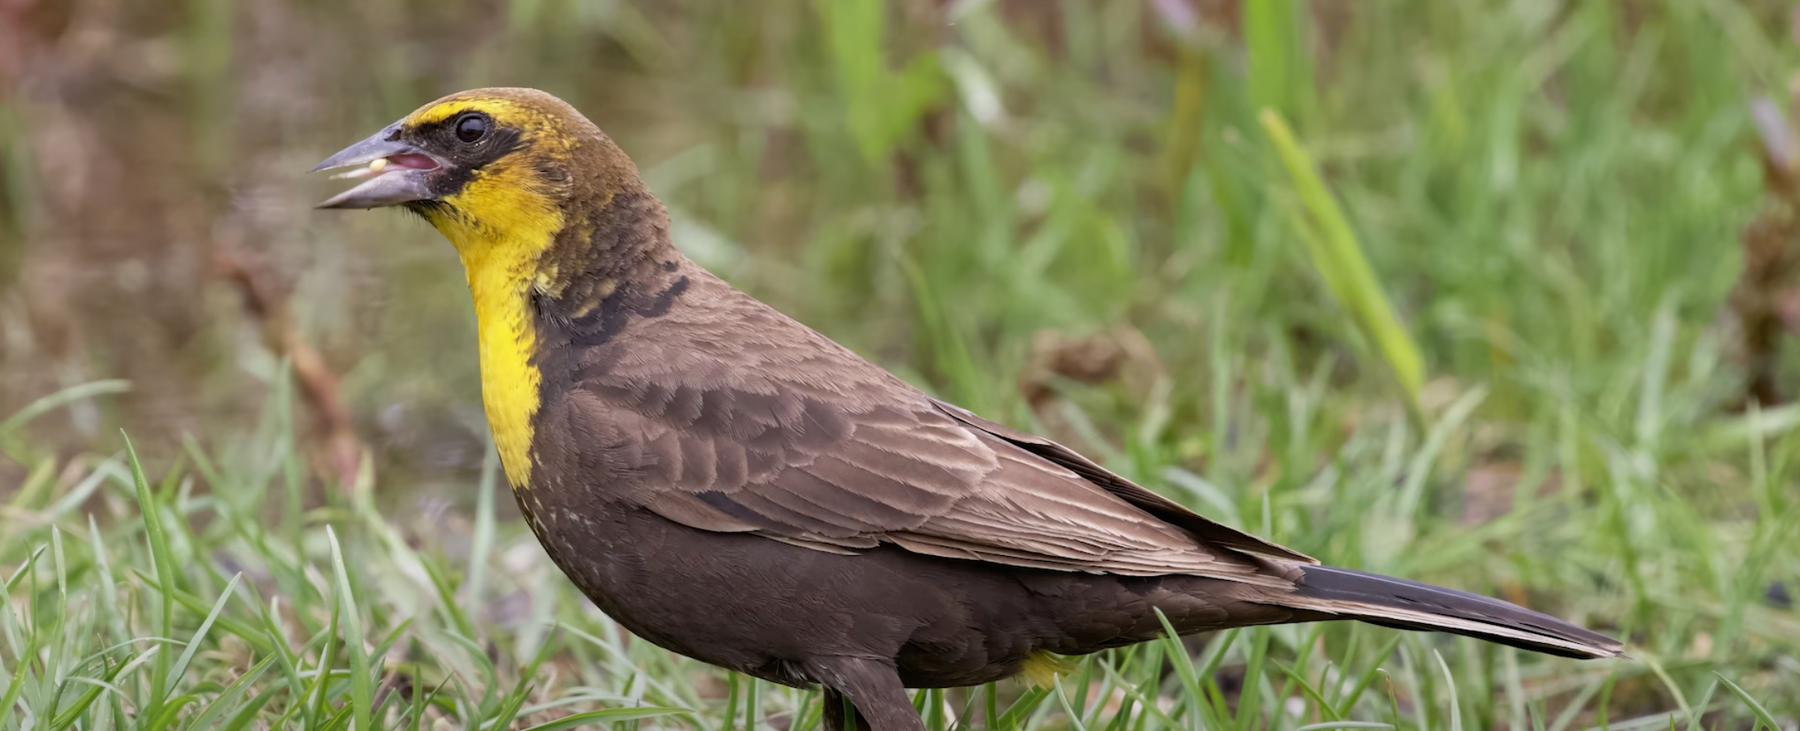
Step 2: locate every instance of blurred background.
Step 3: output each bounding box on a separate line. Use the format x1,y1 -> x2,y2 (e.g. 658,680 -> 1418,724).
3,0 -> 1800,718
1,0 -> 1793,484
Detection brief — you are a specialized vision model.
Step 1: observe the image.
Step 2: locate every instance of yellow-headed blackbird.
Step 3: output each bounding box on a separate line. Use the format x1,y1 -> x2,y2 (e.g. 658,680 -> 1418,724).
316,88 -> 1620,731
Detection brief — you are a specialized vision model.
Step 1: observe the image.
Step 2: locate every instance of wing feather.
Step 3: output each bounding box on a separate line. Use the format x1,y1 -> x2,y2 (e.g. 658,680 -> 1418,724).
544,269 -> 1290,582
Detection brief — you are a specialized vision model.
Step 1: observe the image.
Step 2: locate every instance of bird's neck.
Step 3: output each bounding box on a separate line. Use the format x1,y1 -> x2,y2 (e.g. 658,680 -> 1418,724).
431,183 -> 674,490
539,186 -> 677,297
428,198 -> 561,489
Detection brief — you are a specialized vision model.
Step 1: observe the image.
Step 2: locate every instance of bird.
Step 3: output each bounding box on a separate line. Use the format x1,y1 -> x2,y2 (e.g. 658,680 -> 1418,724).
314,87 -> 1621,731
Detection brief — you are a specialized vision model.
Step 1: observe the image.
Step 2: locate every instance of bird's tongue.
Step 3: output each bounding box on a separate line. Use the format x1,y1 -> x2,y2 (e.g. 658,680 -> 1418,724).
386,153 -> 438,170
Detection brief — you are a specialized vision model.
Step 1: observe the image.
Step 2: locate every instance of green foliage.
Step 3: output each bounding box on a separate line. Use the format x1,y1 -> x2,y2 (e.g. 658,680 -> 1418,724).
1,382 -> 712,729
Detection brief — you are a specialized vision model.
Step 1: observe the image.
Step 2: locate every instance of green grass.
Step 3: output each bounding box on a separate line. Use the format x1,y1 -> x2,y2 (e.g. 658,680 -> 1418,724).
5,0 -> 1800,728
0,375 -> 1792,727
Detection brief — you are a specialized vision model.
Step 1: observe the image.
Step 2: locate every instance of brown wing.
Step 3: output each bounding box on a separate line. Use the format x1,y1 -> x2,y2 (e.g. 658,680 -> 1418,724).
545,268 -> 1290,583
926,399 -> 1316,565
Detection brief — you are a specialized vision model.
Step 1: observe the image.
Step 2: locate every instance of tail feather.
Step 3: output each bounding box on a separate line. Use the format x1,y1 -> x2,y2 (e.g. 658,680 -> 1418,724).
1279,564 -> 1624,659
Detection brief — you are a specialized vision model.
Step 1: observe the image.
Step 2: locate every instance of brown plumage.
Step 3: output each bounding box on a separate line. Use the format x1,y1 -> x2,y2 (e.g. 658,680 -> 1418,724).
315,88 -> 1622,731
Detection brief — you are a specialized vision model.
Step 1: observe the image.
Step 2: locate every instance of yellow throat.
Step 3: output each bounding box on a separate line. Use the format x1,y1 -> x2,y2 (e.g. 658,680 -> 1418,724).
425,184 -> 565,489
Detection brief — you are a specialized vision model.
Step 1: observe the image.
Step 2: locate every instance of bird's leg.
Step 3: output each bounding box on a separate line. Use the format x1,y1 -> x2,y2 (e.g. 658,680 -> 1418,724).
805,658 -> 925,731
820,687 -> 869,731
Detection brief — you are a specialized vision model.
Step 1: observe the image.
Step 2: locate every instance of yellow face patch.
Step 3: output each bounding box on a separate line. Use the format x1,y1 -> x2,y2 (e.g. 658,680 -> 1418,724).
408,100 -> 571,489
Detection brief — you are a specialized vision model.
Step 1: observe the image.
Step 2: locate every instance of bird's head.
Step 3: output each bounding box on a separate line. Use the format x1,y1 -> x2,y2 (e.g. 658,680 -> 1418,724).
313,87 -> 640,256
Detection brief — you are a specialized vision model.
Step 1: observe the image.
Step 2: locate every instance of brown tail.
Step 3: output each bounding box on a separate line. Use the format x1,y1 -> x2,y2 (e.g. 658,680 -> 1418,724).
1277,564 -> 1623,659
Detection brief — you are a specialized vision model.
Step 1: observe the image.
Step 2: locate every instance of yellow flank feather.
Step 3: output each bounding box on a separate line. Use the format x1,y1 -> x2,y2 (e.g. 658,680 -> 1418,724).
1020,651 -> 1076,688
418,157 -> 565,490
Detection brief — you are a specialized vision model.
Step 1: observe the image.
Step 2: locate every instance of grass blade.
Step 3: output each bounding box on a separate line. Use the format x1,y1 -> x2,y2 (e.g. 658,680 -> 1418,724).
1713,673 -> 1782,730
0,380 -> 131,439
327,527 -> 372,731
1259,109 -> 1426,422
167,574 -> 241,692
520,707 -> 693,731
125,433 -> 177,726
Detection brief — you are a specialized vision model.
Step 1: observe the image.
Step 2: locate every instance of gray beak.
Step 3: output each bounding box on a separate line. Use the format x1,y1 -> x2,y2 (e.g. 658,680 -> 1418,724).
311,122 -> 441,209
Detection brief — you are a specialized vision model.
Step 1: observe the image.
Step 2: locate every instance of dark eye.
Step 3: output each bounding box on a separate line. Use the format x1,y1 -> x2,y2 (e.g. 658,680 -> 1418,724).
454,114 -> 488,143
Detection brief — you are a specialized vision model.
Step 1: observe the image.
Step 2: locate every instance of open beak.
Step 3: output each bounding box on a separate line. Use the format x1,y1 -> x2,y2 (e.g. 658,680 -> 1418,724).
311,121 -> 444,209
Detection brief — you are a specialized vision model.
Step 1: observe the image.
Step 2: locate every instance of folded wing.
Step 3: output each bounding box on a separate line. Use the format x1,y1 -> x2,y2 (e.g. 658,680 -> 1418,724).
552,284 -> 1296,585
